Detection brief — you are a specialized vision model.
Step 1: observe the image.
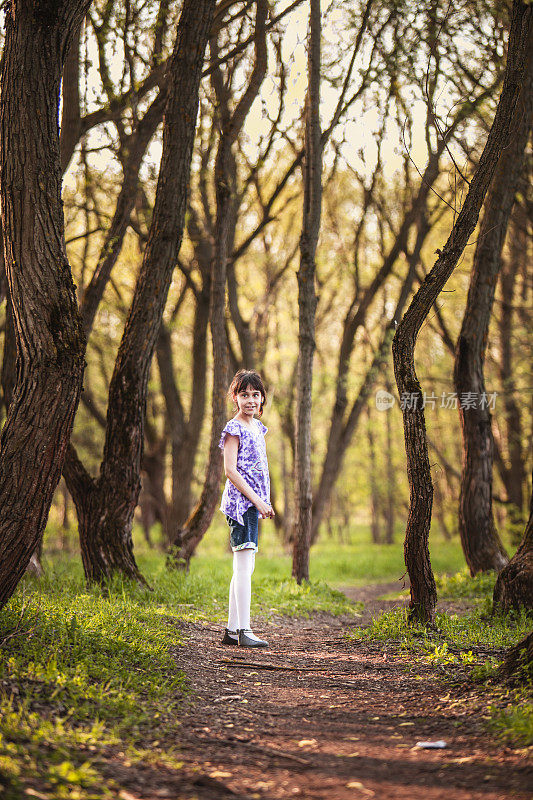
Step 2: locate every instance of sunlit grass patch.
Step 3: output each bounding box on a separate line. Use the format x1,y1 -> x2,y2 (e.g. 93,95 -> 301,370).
0,575 -> 189,798
349,604 -> 531,652
488,702 -> 533,747
253,576 -> 360,617
435,568 -> 496,600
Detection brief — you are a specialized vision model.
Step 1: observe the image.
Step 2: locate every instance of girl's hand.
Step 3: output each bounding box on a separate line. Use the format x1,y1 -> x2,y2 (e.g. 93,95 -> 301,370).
256,499 -> 274,519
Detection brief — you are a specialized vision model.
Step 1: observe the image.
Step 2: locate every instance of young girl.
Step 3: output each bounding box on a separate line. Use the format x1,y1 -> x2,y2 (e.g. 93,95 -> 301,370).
219,369 -> 274,648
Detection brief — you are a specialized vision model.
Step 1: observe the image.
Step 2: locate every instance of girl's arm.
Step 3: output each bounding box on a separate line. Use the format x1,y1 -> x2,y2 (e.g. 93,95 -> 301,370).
223,434 -> 273,518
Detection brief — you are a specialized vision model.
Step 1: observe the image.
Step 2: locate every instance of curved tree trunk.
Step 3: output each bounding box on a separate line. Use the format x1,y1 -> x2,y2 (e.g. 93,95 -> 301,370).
292,0 -> 322,583
64,0 -> 215,583
392,0 -> 532,624
453,37 -> 532,575
0,0 -> 88,609
493,478 -> 533,614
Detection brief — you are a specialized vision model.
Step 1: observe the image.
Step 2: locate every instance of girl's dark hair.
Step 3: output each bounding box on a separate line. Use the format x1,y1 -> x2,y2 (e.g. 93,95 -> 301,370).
228,369 -> 267,416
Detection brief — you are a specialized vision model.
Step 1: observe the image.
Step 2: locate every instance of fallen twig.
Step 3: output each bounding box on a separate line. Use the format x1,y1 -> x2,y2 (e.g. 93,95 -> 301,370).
218,659 -> 319,672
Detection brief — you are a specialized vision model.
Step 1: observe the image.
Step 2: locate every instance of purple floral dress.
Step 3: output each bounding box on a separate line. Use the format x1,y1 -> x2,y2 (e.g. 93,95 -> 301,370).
219,417 -> 270,525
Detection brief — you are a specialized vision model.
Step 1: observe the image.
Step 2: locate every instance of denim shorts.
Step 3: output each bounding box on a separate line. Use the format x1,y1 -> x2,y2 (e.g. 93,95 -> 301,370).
226,506 -> 259,552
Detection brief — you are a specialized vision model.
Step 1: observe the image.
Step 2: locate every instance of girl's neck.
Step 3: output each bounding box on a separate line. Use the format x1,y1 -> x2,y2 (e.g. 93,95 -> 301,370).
234,412 -> 255,428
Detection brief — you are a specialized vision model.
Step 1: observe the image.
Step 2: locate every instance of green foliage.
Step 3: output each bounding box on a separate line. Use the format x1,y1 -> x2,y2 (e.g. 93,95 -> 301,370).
0,572 -> 190,797
435,568 -> 496,599
488,703 -> 533,747
350,604 -> 531,652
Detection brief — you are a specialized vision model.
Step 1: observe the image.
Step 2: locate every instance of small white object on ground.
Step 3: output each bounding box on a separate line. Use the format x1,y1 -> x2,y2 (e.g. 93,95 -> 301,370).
415,740 -> 447,749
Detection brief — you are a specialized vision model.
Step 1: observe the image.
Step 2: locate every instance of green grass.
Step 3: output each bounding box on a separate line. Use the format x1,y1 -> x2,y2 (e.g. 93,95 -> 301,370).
488,703 -> 533,747
0,572 -> 190,798
435,568 -> 496,600
349,603 -> 531,653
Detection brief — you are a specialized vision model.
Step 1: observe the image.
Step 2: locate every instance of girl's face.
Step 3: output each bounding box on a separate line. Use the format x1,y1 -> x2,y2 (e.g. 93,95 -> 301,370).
234,384 -> 263,418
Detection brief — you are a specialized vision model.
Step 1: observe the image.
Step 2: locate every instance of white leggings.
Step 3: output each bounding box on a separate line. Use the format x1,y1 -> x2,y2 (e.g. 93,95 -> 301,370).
227,549 -> 256,631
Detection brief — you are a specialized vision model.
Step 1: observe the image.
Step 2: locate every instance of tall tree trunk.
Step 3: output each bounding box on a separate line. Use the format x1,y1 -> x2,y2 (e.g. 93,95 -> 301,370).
173,140 -> 231,566
292,0 -> 323,583
367,408 -> 381,544
64,0 -> 215,583
497,191 -> 529,543
384,377 -> 395,544
173,0 -> 268,568
0,0 -> 88,609
453,34 -> 532,575
493,476 -> 533,613
392,0 -> 532,623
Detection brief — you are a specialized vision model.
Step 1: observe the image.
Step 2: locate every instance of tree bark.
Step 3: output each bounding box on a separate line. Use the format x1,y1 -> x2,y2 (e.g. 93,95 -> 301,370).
1,292 -> 16,413
454,34 -> 532,575
497,191 -> 529,543
64,0 -> 215,583
174,0 -> 268,568
0,0 -> 88,609
292,0 -> 323,584
392,0 -> 532,624
493,477 -> 533,614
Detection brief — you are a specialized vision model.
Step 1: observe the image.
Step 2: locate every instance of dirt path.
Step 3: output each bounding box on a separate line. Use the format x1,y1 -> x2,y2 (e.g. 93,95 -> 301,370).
110,593 -> 530,800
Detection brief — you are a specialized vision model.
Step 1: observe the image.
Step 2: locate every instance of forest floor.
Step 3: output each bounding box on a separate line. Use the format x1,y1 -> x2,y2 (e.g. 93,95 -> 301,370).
105,584 -> 532,800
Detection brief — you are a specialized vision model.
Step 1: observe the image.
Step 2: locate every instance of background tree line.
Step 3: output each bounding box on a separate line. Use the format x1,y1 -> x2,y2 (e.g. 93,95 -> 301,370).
0,0 -> 530,632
